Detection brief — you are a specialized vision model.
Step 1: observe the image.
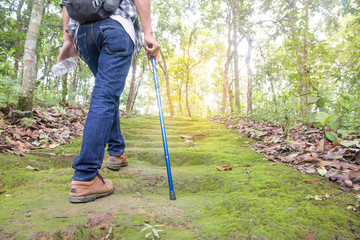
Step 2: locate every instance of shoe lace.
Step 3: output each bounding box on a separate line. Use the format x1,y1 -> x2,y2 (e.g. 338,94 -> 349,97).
97,173 -> 105,184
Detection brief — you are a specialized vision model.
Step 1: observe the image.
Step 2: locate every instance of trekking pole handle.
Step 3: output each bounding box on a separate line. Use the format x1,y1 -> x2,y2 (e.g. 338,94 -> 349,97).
147,44 -> 156,61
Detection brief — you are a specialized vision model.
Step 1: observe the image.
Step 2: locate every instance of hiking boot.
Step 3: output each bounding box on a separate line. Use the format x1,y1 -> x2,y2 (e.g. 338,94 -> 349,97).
106,153 -> 128,171
69,173 -> 114,203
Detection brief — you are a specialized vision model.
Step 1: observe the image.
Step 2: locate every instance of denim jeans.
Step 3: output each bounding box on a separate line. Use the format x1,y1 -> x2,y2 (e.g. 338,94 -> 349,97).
72,18 -> 134,181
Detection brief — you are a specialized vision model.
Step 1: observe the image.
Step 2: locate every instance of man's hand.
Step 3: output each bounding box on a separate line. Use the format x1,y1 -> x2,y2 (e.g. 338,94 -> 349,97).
57,39 -> 79,63
144,34 -> 160,63
58,5 -> 79,64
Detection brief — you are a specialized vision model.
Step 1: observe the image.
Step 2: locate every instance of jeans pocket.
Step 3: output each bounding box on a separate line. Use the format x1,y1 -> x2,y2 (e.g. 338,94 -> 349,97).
75,32 -> 91,62
100,25 -> 133,56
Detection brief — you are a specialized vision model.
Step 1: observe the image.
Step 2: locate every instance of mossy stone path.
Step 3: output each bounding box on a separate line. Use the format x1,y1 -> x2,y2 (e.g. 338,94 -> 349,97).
1,116 -> 359,239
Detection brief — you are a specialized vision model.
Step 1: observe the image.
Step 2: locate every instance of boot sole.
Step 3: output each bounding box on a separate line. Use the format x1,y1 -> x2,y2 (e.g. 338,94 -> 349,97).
69,189 -> 114,203
106,163 -> 128,171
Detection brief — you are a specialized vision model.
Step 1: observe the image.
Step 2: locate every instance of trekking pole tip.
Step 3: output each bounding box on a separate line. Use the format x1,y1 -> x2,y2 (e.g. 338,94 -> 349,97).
169,191 -> 176,200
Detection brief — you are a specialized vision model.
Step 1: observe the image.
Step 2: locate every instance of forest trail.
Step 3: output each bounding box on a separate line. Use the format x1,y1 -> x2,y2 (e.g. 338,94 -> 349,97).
1,116 -> 359,239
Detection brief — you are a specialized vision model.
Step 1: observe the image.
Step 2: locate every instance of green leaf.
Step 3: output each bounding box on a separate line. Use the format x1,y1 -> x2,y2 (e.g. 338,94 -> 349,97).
337,129 -> 353,138
152,228 -> 160,238
315,111 -> 330,125
273,136 -> 280,143
325,132 -> 337,142
305,129 -> 321,134
141,224 -> 152,232
305,195 -> 314,200
32,141 -> 41,146
26,165 -> 38,171
309,96 -> 320,104
340,140 -> 359,147
253,130 -> 265,137
104,226 -> 112,240
317,167 -> 327,177
323,114 -> 334,125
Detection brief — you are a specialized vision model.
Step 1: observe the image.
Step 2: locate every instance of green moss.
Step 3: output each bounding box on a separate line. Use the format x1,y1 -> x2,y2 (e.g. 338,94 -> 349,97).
1,115 -> 360,239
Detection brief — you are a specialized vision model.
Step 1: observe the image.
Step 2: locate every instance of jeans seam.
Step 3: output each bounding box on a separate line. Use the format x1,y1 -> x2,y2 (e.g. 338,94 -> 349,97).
91,23 -> 101,53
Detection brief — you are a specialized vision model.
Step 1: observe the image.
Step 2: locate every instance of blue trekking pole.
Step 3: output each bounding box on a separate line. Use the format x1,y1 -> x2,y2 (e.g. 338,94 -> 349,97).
150,56 -> 176,200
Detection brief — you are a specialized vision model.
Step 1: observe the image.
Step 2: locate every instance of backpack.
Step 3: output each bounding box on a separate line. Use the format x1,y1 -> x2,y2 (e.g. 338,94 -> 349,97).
63,0 -> 122,23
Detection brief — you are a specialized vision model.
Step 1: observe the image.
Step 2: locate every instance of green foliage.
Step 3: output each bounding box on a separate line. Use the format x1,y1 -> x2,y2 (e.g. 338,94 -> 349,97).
51,105 -> 68,115
0,47 -> 21,107
325,132 -> 338,142
141,223 -> 164,239
19,117 -> 36,127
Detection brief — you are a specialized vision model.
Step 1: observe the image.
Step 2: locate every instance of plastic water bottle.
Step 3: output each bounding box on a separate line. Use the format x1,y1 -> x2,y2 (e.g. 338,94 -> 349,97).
52,57 -> 77,77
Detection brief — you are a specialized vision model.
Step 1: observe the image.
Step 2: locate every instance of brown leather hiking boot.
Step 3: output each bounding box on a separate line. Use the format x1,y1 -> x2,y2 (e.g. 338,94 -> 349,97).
106,153 -> 128,171
69,173 -> 114,203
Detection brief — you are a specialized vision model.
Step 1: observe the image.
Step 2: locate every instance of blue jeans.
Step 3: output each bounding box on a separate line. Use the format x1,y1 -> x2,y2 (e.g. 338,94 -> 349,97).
72,18 -> 134,181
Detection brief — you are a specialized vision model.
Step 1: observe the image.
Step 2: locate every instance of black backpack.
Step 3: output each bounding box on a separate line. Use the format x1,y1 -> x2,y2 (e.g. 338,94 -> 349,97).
63,0 -> 122,23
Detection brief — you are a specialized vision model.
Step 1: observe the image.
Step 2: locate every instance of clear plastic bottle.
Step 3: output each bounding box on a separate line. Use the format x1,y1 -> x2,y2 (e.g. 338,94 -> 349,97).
52,57 -> 77,77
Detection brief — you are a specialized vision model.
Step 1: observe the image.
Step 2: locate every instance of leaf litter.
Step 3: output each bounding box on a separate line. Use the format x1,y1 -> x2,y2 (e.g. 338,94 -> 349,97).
0,106 -> 86,156
210,115 -> 360,192
0,106 -> 132,157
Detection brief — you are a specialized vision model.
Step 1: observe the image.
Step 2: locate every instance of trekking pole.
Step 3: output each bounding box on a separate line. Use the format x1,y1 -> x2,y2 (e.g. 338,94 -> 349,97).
150,55 -> 176,200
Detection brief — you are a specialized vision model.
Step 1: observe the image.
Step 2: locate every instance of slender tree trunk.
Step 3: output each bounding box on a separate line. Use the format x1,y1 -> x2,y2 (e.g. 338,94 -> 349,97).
126,59 -> 137,113
18,0 -> 44,116
178,80 -> 183,116
13,0 -> 26,80
131,62 -> 146,111
185,71 -> 191,117
233,40 -> 240,112
257,43 -> 278,112
245,36 -> 253,115
159,51 -> 175,116
72,65 -> 79,88
232,3 -> 240,112
228,80 -> 234,113
300,0 -> 310,118
61,73 -> 68,103
222,27 -> 233,114
184,28 -> 197,117
288,0 -> 310,118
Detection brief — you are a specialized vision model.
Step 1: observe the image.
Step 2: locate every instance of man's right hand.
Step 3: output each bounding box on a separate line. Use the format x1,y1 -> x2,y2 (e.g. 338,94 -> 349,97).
144,34 -> 161,63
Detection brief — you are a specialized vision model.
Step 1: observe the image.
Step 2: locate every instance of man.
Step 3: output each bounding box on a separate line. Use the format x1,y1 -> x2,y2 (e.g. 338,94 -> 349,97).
57,0 -> 160,203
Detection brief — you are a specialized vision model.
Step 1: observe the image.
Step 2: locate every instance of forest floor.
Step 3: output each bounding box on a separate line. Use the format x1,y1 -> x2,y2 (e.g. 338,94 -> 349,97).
1,115 -> 360,239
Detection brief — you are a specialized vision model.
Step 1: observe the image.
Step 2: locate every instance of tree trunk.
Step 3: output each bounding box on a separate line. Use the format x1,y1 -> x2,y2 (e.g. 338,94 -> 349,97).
245,36 -> 253,116
61,73 -> 68,103
184,28 -> 197,117
126,59 -> 137,113
72,65 -> 79,88
232,3 -> 240,112
131,61 -> 146,111
228,80 -> 234,113
185,71 -> 191,117
222,27 -> 233,114
178,80 -> 183,116
288,0 -> 310,118
13,0 -> 26,80
257,43 -> 278,112
18,0 -> 44,116
300,0 -> 310,118
159,51 -> 175,116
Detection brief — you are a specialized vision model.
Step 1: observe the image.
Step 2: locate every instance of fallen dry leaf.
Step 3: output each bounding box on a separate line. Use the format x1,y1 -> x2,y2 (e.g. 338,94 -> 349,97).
216,164 -> 232,171
317,139 -> 325,152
